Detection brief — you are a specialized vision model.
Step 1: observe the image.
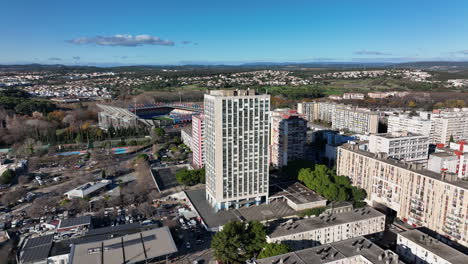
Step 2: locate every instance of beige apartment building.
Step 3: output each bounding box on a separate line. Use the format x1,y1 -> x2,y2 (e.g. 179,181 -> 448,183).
332,105 -> 379,134
337,143 -> 468,247
266,207 -> 385,249
297,101 -> 336,123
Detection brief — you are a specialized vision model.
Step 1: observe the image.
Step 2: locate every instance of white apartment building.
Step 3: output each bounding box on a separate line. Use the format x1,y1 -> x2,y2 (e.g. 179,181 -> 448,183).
337,143 -> 468,247
368,131 -> 429,161
387,113 -> 432,137
431,111 -> 468,145
204,90 -> 270,211
342,92 -> 365,100
428,141 -> 468,179
191,114 -> 205,169
267,207 -> 385,249
332,105 -> 379,134
270,109 -> 307,168
388,110 -> 468,144
396,229 -> 468,264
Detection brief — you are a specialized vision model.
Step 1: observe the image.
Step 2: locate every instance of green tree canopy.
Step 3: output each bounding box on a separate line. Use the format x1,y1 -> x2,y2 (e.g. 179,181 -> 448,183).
298,164 -> 367,203
175,168 -> 205,186
155,127 -> 166,137
258,243 -> 291,259
136,153 -> 149,161
211,221 -> 266,263
0,169 -> 15,184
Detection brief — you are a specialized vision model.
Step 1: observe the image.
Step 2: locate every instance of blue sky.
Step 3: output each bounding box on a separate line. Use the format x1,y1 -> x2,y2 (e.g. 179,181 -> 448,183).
2,0 -> 468,65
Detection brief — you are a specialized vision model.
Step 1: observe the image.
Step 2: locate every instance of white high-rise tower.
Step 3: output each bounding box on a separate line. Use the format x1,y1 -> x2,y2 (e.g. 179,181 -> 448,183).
204,89 -> 270,211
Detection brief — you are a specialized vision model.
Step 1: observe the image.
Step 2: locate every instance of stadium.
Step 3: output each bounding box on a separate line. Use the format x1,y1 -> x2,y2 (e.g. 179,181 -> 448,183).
97,103 -> 202,129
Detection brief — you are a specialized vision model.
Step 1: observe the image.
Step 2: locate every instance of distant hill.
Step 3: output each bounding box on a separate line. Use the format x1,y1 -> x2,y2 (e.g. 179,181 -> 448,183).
391,61 -> 468,71
1,61 -> 468,72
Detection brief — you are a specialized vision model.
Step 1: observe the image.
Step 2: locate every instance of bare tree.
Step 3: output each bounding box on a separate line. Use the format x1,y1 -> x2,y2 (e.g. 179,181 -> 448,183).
1,188 -> 27,206
137,202 -> 155,218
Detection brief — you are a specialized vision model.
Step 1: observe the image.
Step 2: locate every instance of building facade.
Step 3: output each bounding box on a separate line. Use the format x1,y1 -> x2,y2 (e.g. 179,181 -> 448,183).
368,131 -> 429,161
181,127 -> 192,150
270,109 -> 307,168
388,110 -> 468,144
428,141 -> 468,179
204,90 -> 270,211
431,111 -> 468,144
191,114 -> 205,169
297,101 -> 336,123
267,207 -> 385,249
396,229 -> 468,264
337,144 -> 468,247
332,105 -> 379,134
387,114 -> 432,138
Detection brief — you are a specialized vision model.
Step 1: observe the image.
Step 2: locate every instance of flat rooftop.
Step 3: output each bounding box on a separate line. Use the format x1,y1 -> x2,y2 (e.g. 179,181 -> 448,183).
255,237 -> 398,264
268,207 -> 384,239
399,229 -> 468,264
69,226 -> 177,264
270,182 -> 326,205
373,131 -> 427,139
185,188 -> 296,229
58,215 -> 92,229
21,234 -> 54,264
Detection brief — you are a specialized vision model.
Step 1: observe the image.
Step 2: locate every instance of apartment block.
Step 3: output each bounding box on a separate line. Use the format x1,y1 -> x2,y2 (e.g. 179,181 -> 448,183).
337,144 -> 468,247
332,105 -> 379,134
431,111 -> 468,144
428,141 -> 468,179
368,131 -> 429,161
181,126 -> 192,149
255,237 -> 399,264
342,92 -> 365,100
297,101 -> 336,123
388,110 -> 468,144
387,113 -> 432,137
270,109 -> 307,168
204,89 -> 270,211
266,207 -> 385,249
191,113 -> 205,169
396,229 -> 468,264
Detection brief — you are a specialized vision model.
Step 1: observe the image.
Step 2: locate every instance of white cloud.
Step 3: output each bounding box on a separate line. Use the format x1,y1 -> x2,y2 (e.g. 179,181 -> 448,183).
67,34 -> 175,47
354,50 -> 392,56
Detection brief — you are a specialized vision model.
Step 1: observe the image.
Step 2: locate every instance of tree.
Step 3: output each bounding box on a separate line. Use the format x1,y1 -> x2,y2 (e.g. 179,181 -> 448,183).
153,127 -> 166,142
175,168 -> 205,186
1,187 -> 27,205
408,101 -> 417,108
0,169 -> 15,184
258,243 -> 291,259
211,221 -> 266,263
351,186 -> 367,201
298,165 -> 367,203
450,135 -> 455,143
136,153 -> 149,161
75,133 -> 83,143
